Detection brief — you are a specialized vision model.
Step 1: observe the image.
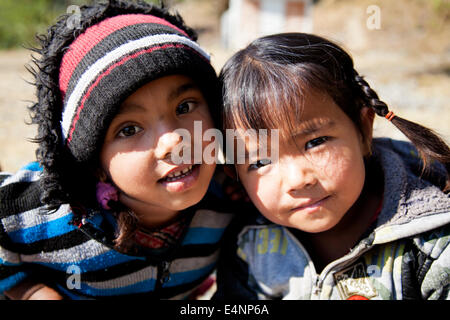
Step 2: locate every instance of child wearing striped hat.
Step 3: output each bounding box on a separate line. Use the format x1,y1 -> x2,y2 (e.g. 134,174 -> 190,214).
0,0 -> 237,299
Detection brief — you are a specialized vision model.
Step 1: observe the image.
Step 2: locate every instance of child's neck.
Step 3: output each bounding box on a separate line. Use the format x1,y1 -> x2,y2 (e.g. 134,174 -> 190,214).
131,204 -> 180,230
295,159 -> 384,273
137,211 -> 180,230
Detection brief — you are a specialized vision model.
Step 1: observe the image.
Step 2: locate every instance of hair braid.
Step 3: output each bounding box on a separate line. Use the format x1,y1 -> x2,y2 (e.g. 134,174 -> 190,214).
353,72 -> 389,117
353,72 -> 450,191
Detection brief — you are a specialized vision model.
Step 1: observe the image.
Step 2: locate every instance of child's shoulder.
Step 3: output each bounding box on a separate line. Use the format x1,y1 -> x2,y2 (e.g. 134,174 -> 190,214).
0,162 -> 42,184
373,137 -> 448,190
0,162 -> 70,229
0,162 -> 43,205
412,223 -> 450,259
408,223 -> 450,298
373,138 -> 421,165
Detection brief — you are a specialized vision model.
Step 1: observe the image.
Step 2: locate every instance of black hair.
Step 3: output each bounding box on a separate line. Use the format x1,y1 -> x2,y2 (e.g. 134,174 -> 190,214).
27,0 -> 217,252
220,33 -> 450,191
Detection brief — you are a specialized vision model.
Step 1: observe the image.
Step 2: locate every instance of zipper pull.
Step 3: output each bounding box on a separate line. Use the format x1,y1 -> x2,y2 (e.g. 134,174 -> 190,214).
159,261 -> 171,284
312,277 -> 322,298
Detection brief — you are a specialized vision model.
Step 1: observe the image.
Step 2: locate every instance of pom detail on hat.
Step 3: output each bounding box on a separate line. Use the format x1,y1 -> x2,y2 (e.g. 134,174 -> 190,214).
96,182 -> 119,210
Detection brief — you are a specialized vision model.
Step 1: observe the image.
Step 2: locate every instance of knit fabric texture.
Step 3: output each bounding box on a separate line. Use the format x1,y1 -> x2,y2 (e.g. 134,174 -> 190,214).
59,13 -> 217,164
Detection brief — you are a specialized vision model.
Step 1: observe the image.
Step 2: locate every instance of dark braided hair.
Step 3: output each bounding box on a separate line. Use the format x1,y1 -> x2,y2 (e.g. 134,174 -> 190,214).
220,33 -> 450,191
353,72 -> 450,180
26,0 -> 204,252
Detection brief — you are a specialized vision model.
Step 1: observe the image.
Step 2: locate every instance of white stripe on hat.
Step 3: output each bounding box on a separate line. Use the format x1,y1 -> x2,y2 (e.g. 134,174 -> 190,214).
61,33 -> 211,141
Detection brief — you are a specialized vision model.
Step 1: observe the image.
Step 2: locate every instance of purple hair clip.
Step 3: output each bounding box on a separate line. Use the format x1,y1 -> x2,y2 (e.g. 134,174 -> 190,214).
96,182 -> 119,210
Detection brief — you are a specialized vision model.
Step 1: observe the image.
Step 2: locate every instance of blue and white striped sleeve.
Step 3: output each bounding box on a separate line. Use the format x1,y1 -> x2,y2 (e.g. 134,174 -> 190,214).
0,162 -> 43,292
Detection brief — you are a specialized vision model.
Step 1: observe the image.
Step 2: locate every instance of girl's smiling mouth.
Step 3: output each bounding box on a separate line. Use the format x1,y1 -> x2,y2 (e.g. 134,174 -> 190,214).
159,164 -> 200,192
163,164 -> 195,181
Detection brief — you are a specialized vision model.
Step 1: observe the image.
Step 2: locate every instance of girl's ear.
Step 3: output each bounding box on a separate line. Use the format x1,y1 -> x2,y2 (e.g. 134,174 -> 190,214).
360,107 -> 375,156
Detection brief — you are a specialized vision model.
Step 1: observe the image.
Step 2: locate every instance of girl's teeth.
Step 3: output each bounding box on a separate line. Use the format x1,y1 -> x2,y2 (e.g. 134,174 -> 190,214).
166,165 -> 194,180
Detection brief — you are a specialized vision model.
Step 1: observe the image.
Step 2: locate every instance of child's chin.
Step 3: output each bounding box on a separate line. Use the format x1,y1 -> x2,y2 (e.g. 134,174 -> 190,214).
285,216 -> 338,234
169,201 -> 198,214
171,187 -> 209,210
297,221 -> 338,234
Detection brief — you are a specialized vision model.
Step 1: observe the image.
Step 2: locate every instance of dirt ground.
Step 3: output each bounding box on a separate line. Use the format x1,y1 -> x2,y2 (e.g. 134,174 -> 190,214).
0,0 -> 449,173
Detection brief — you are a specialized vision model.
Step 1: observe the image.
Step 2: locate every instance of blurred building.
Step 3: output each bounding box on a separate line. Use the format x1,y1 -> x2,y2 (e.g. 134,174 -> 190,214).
221,0 -> 313,50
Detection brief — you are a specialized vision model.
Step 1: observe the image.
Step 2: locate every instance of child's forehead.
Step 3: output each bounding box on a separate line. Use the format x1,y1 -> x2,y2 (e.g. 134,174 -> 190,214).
232,85 -> 342,128
228,90 -> 337,138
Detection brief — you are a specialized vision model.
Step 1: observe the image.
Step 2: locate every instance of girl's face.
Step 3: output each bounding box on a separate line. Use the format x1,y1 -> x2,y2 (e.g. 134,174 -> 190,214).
100,75 -> 216,227
235,91 -> 370,233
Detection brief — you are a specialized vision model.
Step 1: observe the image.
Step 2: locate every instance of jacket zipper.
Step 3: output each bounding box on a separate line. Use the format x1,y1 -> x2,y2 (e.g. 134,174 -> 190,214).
284,229 -> 373,299
152,211 -> 197,293
312,277 -> 322,298
284,229 -> 322,299
313,242 -> 373,299
155,260 -> 171,291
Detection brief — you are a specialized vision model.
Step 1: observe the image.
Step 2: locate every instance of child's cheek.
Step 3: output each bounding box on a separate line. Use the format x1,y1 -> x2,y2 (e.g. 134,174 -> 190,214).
245,175 -> 280,217
108,152 -> 149,187
323,145 -> 366,204
320,145 -> 357,182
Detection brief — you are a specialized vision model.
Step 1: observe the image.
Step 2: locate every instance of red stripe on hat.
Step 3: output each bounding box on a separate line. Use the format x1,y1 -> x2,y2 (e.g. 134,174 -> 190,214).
66,43 -> 186,144
59,14 -> 189,98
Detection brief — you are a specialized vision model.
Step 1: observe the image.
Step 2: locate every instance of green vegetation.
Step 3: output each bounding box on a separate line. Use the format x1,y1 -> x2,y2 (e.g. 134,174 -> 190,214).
0,0 -> 166,49
0,0 -> 65,48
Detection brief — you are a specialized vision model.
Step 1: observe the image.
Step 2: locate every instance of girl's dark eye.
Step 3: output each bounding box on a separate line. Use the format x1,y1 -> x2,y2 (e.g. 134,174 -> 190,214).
248,159 -> 272,171
176,101 -> 194,115
305,136 -> 329,150
118,125 -> 141,137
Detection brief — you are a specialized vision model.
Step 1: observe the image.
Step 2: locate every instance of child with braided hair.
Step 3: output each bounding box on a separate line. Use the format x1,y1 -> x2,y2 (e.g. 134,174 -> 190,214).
214,33 -> 450,300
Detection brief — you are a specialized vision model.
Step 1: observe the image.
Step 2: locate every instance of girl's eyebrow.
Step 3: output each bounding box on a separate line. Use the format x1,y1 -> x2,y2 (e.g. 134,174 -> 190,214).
117,102 -> 146,115
293,118 -> 335,137
117,82 -> 199,115
167,82 -> 199,102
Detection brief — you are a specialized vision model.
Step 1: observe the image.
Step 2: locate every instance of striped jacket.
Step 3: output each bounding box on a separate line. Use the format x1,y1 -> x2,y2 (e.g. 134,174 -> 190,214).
215,139 -> 450,300
0,162 -> 235,299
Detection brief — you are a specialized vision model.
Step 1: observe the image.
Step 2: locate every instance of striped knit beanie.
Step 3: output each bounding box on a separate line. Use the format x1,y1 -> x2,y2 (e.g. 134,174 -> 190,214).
59,13 -> 217,164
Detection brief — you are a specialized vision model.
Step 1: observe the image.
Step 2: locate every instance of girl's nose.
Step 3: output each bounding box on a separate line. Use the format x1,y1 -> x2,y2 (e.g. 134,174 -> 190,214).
281,159 -> 317,195
154,130 -> 184,161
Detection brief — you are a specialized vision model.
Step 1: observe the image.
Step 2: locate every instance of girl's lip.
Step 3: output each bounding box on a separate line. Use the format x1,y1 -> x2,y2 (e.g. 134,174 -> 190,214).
159,164 -> 200,193
290,196 -> 330,212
